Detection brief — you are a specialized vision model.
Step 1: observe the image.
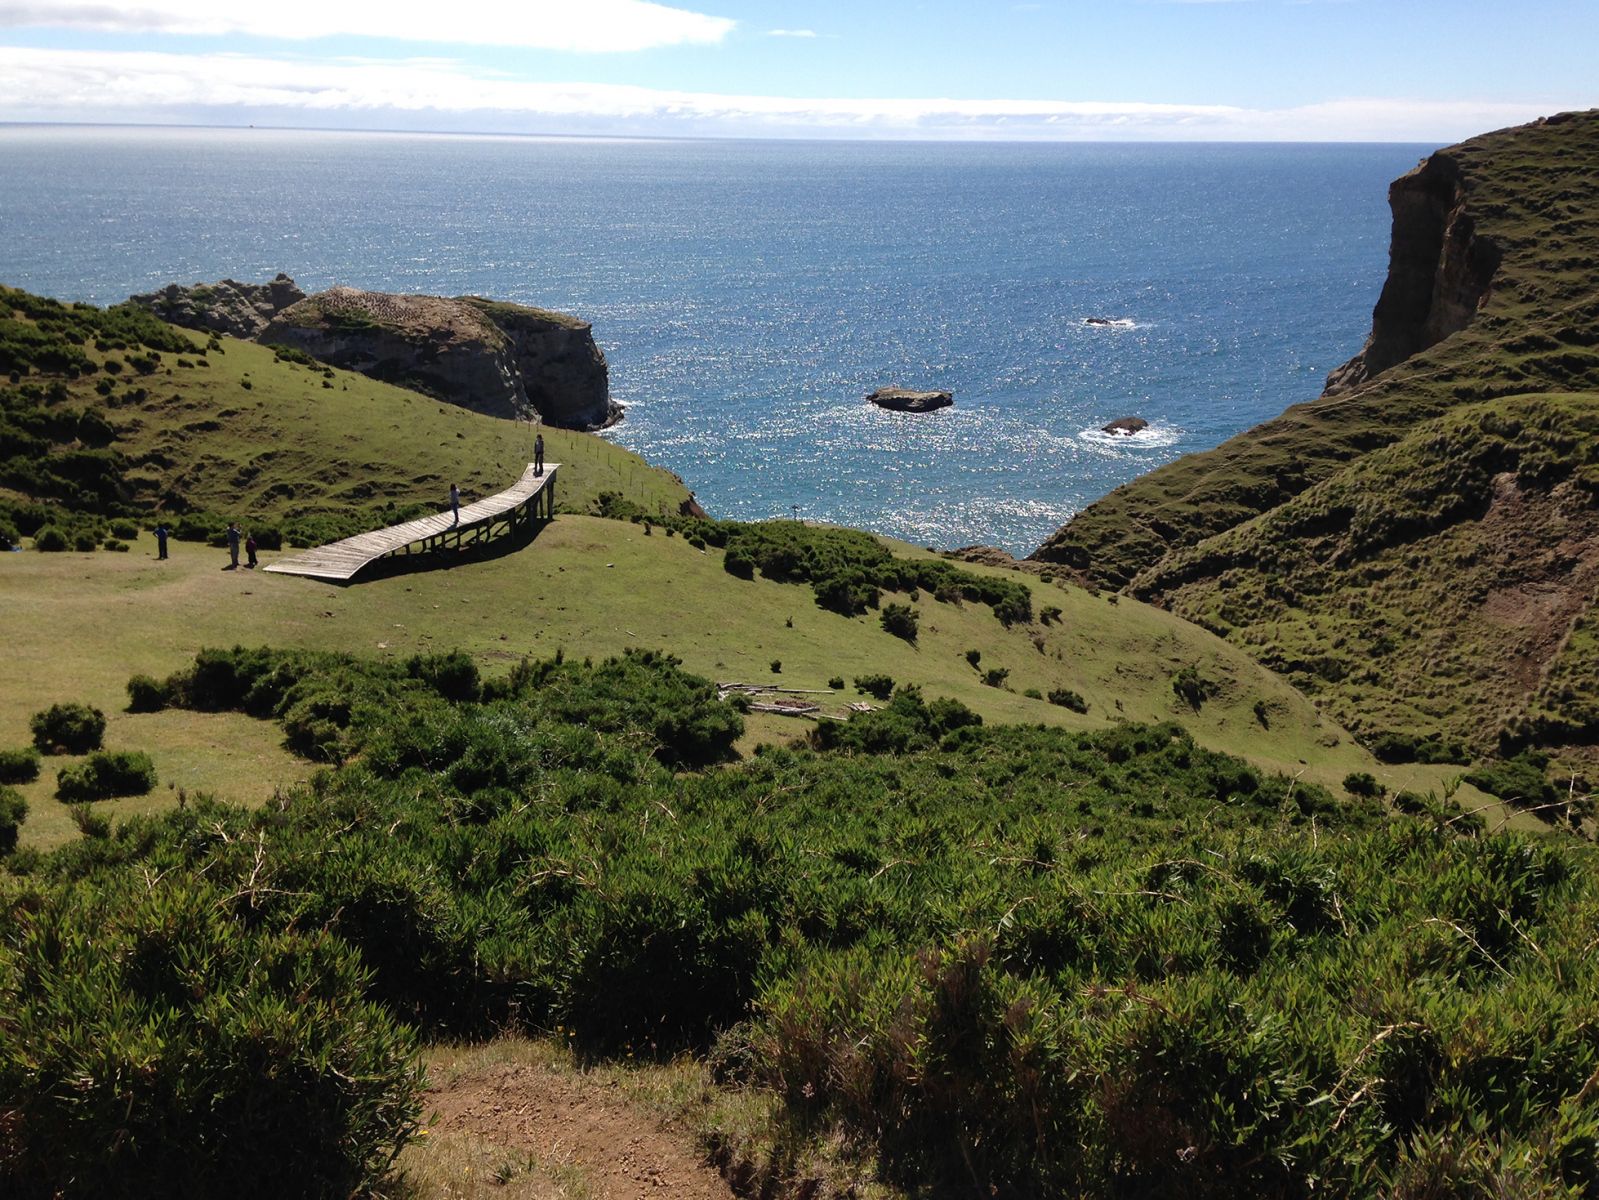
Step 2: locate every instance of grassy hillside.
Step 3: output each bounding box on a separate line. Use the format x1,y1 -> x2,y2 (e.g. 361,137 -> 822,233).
1137,392 -> 1599,758
1036,110 -> 1599,591
0,285 -> 689,546
0,514 -> 1414,850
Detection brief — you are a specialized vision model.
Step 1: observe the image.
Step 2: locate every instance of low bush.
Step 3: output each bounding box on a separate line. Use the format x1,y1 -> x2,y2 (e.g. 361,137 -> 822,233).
0,747 -> 41,784
1343,771 -> 1384,798
1048,687 -> 1089,713
1367,731 -> 1470,765
109,519 -> 138,539
126,674 -> 170,713
30,702 -> 105,754
0,877 -> 420,1199
983,667 -> 1010,688
72,532 -> 98,552
1466,752 -> 1561,814
854,673 -> 894,700
32,525 -> 67,551
880,602 -> 918,643
104,538 -> 129,552
0,785 -> 26,853
55,749 -> 157,802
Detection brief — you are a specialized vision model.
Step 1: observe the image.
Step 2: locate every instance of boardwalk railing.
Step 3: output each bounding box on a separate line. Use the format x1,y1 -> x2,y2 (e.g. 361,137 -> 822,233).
264,462 -> 558,582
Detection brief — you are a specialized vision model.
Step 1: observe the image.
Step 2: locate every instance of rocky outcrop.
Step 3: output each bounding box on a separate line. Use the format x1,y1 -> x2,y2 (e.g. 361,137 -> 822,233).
130,276 -> 619,430
1102,417 -> 1148,435
868,387 -> 953,413
129,274 -> 305,339
1324,151 -> 1502,394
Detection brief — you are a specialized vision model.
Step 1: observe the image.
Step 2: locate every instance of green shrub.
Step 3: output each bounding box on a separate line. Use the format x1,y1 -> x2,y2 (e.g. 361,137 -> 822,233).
1367,731 -> 1470,765
770,659 -> 782,674
104,538 -> 129,552
0,521 -> 19,550
1343,771 -> 1384,798
55,750 -> 157,802
1048,687 -> 1089,713
1024,687 -> 1043,700
0,785 -> 26,853
880,603 -> 918,643
827,676 -> 845,690
109,519 -> 138,539
983,667 -> 1010,688
1039,604 -> 1063,625
72,532 -> 98,552
30,702 -> 105,754
1466,752 -> 1561,815
965,648 -> 982,669
405,650 -> 481,702
0,878 -> 421,1198
126,674 -> 170,713
32,525 -> 67,551
854,673 -> 895,700
0,747 -> 41,784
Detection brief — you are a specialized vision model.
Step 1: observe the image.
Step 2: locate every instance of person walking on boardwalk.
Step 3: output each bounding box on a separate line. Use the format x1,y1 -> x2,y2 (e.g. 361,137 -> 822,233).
449,482 -> 460,524
154,523 -> 169,560
245,530 -> 258,569
226,522 -> 241,568
534,433 -> 545,476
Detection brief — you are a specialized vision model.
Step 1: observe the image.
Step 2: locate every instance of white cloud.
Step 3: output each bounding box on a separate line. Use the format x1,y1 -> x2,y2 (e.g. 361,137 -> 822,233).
766,29 -> 819,38
0,0 -> 736,52
0,45 -> 1570,141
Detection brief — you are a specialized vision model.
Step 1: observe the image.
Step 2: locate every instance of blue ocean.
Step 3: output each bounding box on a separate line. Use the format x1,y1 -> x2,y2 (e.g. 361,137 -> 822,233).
0,126 -> 1431,553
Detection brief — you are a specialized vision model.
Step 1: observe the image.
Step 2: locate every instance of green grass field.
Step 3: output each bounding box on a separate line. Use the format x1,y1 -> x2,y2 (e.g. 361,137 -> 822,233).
1,512 -> 1441,849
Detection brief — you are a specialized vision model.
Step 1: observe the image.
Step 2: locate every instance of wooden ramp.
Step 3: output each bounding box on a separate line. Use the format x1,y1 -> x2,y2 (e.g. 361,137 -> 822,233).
265,463 -> 558,582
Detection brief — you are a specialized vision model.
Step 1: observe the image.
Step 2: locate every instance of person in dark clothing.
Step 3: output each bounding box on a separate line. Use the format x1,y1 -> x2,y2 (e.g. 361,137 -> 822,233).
534,433 -> 545,476
449,482 -> 460,524
226,522 -> 241,568
245,531 -> 258,569
154,523 -> 169,560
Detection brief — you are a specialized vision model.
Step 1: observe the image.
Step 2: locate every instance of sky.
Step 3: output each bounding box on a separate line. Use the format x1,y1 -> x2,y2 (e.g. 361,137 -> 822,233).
0,0 -> 1593,141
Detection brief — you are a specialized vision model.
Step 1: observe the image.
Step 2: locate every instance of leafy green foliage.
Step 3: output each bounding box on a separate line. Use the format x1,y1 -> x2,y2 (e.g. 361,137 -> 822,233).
0,786 -> 26,854
55,750 -> 158,802
1048,686 -> 1088,713
1343,770 -> 1384,798
879,601 -> 918,642
1466,752 -> 1562,815
596,495 -> 1032,627
0,747 -> 41,784
853,673 -> 894,700
7,642 -> 1597,1195
29,702 -> 105,754
0,874 -> 419,1199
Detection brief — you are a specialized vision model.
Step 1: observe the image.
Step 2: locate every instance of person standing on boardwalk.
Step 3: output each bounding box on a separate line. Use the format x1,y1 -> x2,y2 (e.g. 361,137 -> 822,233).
154,523 -> 169,560
449,482 -> 460,524
534,433 -> 545,476
245,531 -> 258,569
226,522 -> 241,568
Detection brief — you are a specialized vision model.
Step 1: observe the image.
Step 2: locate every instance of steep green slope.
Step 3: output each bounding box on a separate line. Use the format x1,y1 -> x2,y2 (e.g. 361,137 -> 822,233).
1135,392 -> 1599,758
0,286 -> 688,545
1035,110 -> 1599,589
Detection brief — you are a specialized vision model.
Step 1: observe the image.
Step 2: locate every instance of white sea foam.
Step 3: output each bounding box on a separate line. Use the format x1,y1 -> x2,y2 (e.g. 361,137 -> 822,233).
1076,422 -> 1183,450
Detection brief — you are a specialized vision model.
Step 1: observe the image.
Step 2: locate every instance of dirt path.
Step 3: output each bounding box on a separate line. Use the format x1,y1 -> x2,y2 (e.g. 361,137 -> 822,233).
420,1058 -> 737,1200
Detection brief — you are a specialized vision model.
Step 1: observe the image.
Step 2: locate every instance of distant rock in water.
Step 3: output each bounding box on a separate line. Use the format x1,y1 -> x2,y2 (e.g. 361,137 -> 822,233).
129,275 -> 620,431
867,387 -> 953,413
130,274 -> 305,340
1101,417 -> 1149,436
1084,317 -> 1114,326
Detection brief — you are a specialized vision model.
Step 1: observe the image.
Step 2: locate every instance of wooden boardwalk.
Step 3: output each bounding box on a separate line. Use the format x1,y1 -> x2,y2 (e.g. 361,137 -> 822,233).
264,463 -> 558,582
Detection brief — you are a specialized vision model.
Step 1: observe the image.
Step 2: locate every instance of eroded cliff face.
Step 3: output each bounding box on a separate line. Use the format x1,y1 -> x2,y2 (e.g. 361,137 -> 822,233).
130,277 -> 619,430
1324,151 -> 1502,393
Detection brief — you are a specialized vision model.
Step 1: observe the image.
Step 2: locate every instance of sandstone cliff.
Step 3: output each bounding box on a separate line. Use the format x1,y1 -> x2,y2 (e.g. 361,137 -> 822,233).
131,277 -> 620,430
1323,150 -> 1501,393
